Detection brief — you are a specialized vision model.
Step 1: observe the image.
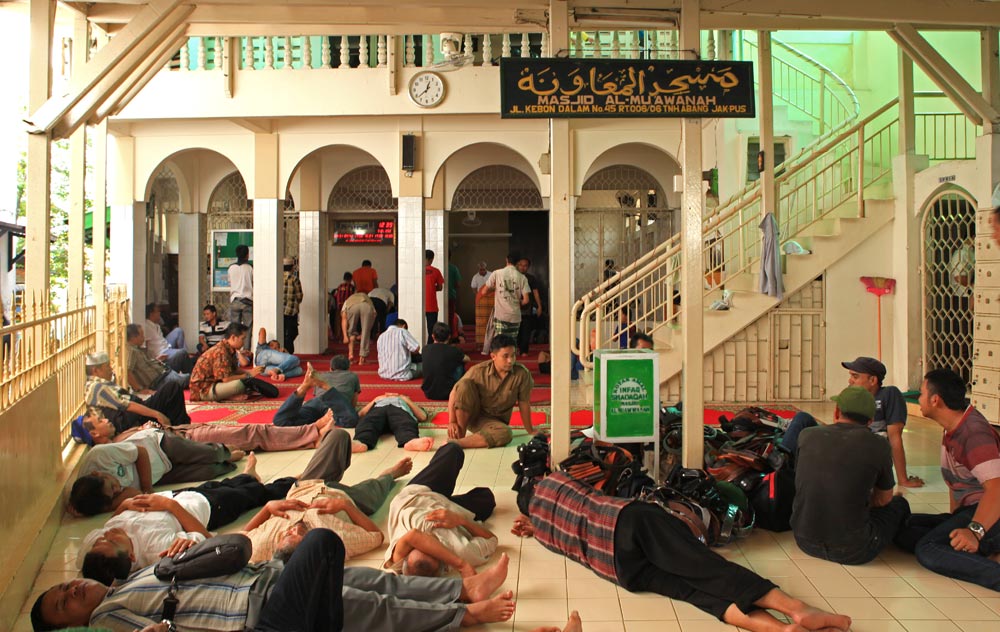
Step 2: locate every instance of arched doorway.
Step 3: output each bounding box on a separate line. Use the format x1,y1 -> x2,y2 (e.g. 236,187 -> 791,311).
327,165 -> 399,291
576,164 -> 670,301
922,189 -> 977,384
146,166 -> 180,314
206,171 -> 253,319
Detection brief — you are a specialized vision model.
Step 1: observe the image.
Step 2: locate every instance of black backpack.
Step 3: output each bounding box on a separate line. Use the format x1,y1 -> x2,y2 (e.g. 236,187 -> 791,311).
750,466 -> 796,532
154,534 -> 253,623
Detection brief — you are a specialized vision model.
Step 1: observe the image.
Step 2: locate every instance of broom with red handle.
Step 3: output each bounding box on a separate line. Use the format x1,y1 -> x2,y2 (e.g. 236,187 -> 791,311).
860,276 -> 896,361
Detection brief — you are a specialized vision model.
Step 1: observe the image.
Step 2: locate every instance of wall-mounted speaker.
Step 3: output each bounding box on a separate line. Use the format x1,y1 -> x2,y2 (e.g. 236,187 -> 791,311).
402,134 -> 416,172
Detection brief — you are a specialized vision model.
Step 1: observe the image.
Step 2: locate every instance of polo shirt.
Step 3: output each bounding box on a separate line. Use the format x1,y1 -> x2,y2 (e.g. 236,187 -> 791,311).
942,406 -> 1000,507
459,360 -> 534,423
871,385 -> 907,434
198,319 -> 230,348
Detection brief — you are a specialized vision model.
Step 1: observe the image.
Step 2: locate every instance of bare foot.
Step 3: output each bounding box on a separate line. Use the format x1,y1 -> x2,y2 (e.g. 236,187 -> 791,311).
357,356 -> 367,365
462,553 -> 509,603
269,370 -> 286,383
564,611 -> 582,632
230,393 -> 250,402
314,409 -> 334,438
792,606 -> 851,631
351,440 -> 369,453
380,457 -> 414,479
461,591 -> 515,626
403,436 -> 435,452
304,363 -> 330,390
228,449 -> 246,463
242,452 -> 259,480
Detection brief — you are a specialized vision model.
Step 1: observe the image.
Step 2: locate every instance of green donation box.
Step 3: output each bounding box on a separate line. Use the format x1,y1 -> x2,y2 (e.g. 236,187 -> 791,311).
593,349 -> 659,442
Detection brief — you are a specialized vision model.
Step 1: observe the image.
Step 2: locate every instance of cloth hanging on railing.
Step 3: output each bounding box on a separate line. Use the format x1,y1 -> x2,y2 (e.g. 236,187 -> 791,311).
759,212 -> 784,300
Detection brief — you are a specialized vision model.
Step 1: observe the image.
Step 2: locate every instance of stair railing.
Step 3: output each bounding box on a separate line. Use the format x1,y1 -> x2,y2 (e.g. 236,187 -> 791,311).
574,99 -> 900,368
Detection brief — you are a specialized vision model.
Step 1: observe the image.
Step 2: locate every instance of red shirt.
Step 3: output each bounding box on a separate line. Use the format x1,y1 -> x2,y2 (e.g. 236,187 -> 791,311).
424,265 -> 444,312
352,266 -> 378,293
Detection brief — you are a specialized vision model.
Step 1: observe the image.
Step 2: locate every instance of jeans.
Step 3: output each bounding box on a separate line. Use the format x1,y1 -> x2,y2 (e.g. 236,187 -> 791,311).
152,368 -> 190,390
255,347 -> 303,378
255,528 -> 345,632
795,495 -> 910,565
898,504 -> 1000,591
778,411 -> 818,454
273,389 -> 359,428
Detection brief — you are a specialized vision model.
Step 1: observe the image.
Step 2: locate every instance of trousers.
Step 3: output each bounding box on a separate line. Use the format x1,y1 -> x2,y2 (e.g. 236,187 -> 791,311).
353,404 -> 420,449
157,432 -> 236,485
181,474 -> 297,530
256,529 -> 345,632
407,442 -> 495,522
896,504 -> 1000,591
273,389 -> 359,428
341,566 -> 466,632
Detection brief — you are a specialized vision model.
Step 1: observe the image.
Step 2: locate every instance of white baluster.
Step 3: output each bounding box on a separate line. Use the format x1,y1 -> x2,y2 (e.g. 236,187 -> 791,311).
707,29 -> 716,60
215,37 -> 223,69
243,36 -> 253,70
340,36 -> 350,68
302,36 -> 312,69
501,33 -> 511,58
321,37 -> 331,67
650,32 -> 660,60
424,34 -> 434,66
197,37 -> 206,70
463,33 -> 473,60
359,35 -> 368,67
629,31 -> 639,59
482,33 -> 493,66
180,39 -> 190,71
282,36 -> 292,70
668,31 -> 678,60
541,31 -> 549,56
593,31 -> 604,58
377,35 -> 387,67
520,32 -> 530,57
610,31 -> 620,58
265,37 -> 274,69
404,35 -> 415,67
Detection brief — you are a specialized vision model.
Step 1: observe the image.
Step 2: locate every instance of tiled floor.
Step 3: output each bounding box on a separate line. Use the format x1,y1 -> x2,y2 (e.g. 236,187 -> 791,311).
14,402 -> 1000,631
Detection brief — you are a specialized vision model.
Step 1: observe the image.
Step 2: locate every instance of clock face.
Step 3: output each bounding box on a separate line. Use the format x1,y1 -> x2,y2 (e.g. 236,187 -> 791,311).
408,72 -> 446,108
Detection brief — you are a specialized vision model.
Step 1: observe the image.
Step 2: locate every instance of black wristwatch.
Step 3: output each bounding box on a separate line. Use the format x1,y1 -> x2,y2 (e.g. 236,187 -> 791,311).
968,521 -> 986,541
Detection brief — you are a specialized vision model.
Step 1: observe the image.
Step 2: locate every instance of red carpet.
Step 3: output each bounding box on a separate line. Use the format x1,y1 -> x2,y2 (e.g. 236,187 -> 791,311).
188,408 -> 237,423
235,409 -> 280,425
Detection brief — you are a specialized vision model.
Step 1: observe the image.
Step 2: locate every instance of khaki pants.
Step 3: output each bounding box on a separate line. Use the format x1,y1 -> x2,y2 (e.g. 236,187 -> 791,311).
345,302 -> 376,358
451,379 -> 514,448
203,378 -> 247,401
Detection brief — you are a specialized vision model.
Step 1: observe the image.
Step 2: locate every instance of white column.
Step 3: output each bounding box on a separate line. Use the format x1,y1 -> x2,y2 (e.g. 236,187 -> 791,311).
67,12 -> 88,306
398,196 -> 426,342
757,30 -> 776,216
549,0 -> 572,464
298,210 -> 329,353
93,117 -> 109,351
110,201 -> 147,324
25,0 -> 54,308
890,51 -> 926,389
425,208 -> 446,331
178,212 -> 205,352
253,198 -> 284,341
680,0 -> 705,468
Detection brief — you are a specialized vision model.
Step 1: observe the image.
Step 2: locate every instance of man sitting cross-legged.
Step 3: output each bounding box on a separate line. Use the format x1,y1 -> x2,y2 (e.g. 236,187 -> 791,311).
272,361 -> 360,428
241,429 -> 414,563
32,528 -> 348,632
447,334 -> 535,449
189,322 -> 269,402
78,453 -> 295,584
237,326 -> 303,381
75,406 -> 335,455
84,351 -> 189,431
513,472 -> 852,632
68,425 -> 245,516
351,392 -> 435,453
384,442 -> 498,577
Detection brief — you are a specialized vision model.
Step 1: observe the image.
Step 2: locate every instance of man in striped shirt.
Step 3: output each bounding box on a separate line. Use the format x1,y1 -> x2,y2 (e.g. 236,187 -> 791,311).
377,319 -> 421,380
514,472 -> 852,632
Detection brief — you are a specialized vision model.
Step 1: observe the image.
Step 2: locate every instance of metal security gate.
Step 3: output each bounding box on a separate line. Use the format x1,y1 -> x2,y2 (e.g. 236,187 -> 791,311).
575,165 -> 673,301
206,171 -> 253,319
922,190 -> 977,384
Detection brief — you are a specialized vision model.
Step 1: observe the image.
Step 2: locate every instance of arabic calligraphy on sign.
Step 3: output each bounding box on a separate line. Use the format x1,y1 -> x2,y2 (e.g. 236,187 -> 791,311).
500,58 -> 755,119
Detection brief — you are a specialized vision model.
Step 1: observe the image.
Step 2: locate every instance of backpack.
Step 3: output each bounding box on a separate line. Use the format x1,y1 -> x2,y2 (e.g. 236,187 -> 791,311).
663,465 -> 754,546
154,534 -> 253,623
750,466 -> 796,532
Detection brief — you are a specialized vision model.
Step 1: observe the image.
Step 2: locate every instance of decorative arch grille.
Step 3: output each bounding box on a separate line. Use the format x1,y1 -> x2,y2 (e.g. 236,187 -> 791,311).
451,165 -> 543,211
327,166 -> 397,211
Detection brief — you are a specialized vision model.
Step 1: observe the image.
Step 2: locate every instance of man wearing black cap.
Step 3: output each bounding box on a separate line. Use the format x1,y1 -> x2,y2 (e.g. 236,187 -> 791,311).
791,386 -> 910,564
842,356 -> 924,488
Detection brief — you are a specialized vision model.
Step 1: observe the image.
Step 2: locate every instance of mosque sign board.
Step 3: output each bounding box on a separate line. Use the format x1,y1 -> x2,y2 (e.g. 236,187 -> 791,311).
593,349 -> 659,442
211,230 -> 253,291
500,58 -> 755,119
332,220 -> 396,245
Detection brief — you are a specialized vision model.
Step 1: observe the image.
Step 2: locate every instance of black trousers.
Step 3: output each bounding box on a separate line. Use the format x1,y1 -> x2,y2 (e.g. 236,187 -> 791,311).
119,380 -> 191,430
517,314 -> 534,354
614,502 -> 777,620
157,432 -> 236,485
371,298 -> 388,336
796,495 -> 910,565
408,442 -> 495,522
353,405 -> 420,449
256,528 -> 345,632
182,474 -> 297,530
283,314 -> 299,354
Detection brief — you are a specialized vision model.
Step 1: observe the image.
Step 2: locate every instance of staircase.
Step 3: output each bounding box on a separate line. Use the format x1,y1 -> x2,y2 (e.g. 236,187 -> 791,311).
571,87 -> 904,394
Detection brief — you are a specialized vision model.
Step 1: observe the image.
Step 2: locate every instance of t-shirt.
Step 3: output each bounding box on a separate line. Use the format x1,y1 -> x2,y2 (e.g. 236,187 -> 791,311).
125,429 -> 172,483
352,266 -> 378,294
79,490 -> 210,571
425,265 -> 445,312
421,343 -> 466,400
486,265 -> 529,323
383,484 -> 497,573
143,319 -> 170,357
941,406 -> 1000,507
948,244 -> 975,297
521,273 -> 540,316
228,262 -> 253,302
199,319 -> 229,348
315,370 -> 361,403
377,325 -> 421,381
470,270 -> 491,292
871,385 -> 907,434
791,423 -> 895,548
341,292 -> 371,312
368,287 -> 395,309
79,443 -> 140,489
447,263 -> 462,300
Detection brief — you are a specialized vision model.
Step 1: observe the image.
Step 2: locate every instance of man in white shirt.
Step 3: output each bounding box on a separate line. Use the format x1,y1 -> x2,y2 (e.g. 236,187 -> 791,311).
377,319 -> 421,381
228,243 -> 254,349
477,252 -> 529,340
470,261 -> 491,292
143,303 -> 192,372
78,455 -> 295,584
384,443 -> 498,576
